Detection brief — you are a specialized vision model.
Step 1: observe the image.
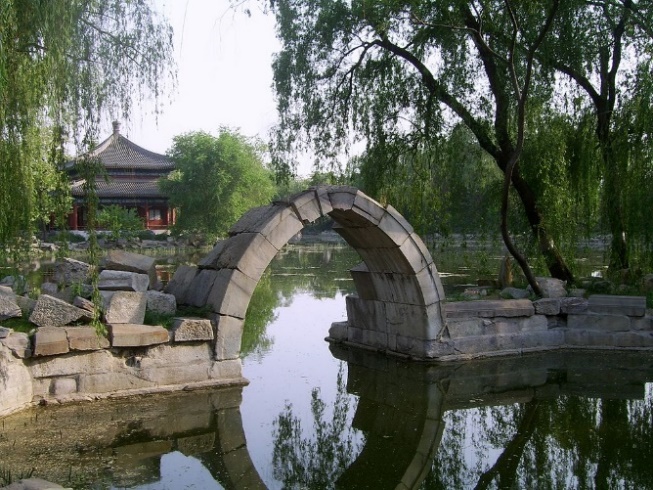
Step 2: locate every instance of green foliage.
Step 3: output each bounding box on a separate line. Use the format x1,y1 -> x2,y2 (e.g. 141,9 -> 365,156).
143,310 -> 175,330
97,205 -> 145,241
267,0 -> 653,279
0,317 -> 34,335
0,0 -> 174,249
160,129 -> 276,241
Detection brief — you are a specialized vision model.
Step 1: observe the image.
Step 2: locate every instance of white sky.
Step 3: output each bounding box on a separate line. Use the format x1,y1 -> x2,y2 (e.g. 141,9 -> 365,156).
116,0 -> 295,170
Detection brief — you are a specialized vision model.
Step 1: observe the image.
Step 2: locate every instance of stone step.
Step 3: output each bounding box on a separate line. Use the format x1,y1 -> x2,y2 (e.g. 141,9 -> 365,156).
445,299 -> 534,319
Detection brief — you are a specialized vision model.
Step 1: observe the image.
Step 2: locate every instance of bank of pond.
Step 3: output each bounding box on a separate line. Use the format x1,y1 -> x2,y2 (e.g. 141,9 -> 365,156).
1,244 -> 652,489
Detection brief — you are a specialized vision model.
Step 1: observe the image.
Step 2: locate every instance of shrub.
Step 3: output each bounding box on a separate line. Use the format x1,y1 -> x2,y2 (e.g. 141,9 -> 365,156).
97,205 -> 144,240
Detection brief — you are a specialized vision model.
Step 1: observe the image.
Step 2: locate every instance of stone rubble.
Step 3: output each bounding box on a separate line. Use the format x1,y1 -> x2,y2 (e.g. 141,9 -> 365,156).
0,249 -> 242,419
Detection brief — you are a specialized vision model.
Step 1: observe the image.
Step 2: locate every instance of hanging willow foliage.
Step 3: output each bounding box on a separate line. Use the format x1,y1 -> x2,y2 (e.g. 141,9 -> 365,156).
0,0 -> 175,249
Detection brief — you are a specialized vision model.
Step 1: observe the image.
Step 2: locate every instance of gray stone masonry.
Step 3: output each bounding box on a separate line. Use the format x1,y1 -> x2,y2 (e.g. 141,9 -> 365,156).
103,249 -> 158,290
0,296 -> 22,321
445,299 -> 535,319
146,290 -> 177,316
108,323 -> 169,347
29,294 -> 87,328
53,256 -> 93,285
588,294 -> 646,317
0,332 -> 31,358
64,326 -> 110,351
331,294 -> 653,361
171,317 -> 214,342
32,327 -> 69,356
98,270 -> 149,292
102,291 -> 147,324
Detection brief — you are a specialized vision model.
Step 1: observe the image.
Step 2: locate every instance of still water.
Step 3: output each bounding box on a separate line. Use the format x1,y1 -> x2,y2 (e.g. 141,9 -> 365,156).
1,244 -> 652,489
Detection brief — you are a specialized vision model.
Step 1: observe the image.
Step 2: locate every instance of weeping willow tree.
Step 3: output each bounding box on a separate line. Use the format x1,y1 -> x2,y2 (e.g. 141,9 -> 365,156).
539,0 -> 653,272
0,0 -> 174,252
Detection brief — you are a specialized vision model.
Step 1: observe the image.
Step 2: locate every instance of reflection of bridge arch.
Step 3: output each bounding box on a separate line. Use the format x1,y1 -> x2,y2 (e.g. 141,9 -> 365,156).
167,186 -> 446,360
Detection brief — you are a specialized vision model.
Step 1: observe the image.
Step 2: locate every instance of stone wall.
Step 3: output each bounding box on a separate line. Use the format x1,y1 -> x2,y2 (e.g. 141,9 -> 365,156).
329,294 -> 653,361
0,249 -> 247,418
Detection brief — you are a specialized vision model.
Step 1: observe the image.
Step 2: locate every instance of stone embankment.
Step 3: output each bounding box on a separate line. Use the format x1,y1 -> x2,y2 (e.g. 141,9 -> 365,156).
0,250 -> 245,418
434,294 -> 653,361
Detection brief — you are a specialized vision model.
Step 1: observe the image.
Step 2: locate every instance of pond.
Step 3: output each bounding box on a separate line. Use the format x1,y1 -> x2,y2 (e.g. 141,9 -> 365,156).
1,243 -> 652,489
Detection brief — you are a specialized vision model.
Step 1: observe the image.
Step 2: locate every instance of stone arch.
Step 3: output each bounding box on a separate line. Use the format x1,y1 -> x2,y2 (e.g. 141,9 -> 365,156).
166,185 -> 446,360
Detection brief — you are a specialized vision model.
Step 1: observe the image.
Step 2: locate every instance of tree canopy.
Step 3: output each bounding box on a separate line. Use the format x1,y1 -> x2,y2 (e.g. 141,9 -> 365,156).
0,0 -> 174,247
160,129 -> 277,240
268,0 -> 653,280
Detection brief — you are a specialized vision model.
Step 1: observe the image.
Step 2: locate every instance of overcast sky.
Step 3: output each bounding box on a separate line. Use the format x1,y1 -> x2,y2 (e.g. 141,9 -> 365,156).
118,1 -> 288,168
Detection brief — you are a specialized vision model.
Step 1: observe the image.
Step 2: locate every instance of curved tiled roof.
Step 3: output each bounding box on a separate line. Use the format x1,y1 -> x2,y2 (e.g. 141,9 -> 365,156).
88,132 -> 174,171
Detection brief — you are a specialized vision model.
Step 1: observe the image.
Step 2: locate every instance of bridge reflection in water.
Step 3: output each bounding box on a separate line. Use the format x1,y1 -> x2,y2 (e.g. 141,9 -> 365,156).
1,350 -> 652,488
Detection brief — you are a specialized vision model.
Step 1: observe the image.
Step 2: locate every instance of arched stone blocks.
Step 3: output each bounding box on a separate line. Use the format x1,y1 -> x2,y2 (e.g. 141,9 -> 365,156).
167,185 -> 446,360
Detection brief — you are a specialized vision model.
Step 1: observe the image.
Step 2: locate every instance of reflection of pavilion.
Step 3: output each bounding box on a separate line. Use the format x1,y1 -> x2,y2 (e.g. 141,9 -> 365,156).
1,351 -> 652,488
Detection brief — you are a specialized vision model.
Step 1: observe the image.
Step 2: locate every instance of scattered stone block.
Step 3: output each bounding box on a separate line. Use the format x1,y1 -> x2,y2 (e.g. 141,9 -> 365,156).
73,296 -> 96,316
33,327 -> 70,356
64,326 -> 110,350
0,283 -> 15,295
0,326 -> 11,338
533,298 -> 561,316
164,265 -> 198,305
588,294 -> 646,317
0,332 -> 31,358
53,257 -> 93,286
40,281 -> 58,296
532,277 -> 567,298
171,317 -> 214,342
108,323 -> 169,347
103,249 -> 158,289
146,290 -> 177,316
0,296 -> 22,321
29,294 -> 87,328
102,291 -> 147,324
98,270 -> 149,292
14,295 -> 36,316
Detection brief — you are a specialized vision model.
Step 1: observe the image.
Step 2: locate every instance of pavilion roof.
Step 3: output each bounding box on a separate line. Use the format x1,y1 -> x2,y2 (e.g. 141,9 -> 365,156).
70,121 -> 174,172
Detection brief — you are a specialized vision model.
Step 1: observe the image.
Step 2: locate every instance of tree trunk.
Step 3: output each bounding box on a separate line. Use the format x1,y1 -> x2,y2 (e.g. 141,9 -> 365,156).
597,108 -> 629,272
501,157 -> 575,283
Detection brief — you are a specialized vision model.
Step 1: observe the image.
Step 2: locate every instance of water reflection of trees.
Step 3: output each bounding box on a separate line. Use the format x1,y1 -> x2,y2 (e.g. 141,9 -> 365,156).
428,383 -> 653,489
271,245 -> 359,302
270,348 -> 653,489
271,363 -> 362,488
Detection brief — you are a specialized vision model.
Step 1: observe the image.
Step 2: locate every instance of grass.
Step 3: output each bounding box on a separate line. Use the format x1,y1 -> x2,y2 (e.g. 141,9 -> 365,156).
0,317 -> 34,334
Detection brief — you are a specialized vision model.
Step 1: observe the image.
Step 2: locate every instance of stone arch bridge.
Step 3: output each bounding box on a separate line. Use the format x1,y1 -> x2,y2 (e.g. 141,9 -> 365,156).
167,185 -> 653,363
167,185 -> 447,360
